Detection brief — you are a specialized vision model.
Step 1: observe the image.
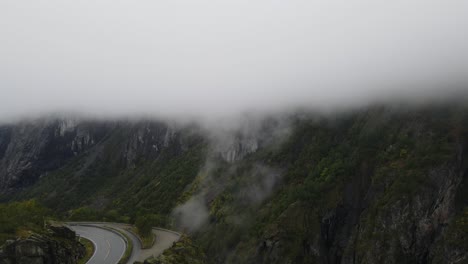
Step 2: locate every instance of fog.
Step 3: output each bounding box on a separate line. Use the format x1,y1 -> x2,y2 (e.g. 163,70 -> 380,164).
1,0 -> 468,122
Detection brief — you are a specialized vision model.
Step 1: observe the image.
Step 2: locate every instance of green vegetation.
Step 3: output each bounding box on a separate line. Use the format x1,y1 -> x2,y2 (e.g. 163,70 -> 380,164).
2,105 -> 467,263
135,215 -> 153,237
78,237 -> 95,264
117,232 -> 134,264
0,200 -> 50,244
192,106 -> 468,263
141,233 -> 156,249
145,235 -> 207,264
11,126 -> 206,228
68,206 -> 129,223
131,226 -> 155,249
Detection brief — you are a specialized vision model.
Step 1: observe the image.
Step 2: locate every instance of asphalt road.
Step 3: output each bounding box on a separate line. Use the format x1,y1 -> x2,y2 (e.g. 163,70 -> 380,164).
93,223 -> 142,264
95,223 -> 180,263
71,225 -> 126,264
135,228 -> 179,262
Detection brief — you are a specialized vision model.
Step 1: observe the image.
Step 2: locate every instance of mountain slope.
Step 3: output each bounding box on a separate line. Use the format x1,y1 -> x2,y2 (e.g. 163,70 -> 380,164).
0,104 -> 467,264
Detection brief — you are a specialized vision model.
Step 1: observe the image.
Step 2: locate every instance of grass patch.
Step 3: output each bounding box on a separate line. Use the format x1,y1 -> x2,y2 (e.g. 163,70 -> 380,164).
78,237 -> 95,264
141,233 -> 155,249
130,227 -> 155,249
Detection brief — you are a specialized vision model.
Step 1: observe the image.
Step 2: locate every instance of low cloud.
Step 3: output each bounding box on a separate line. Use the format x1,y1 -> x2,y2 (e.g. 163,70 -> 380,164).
241,165 -> 282,205
172,117 -> 288,232
1,0 -> 467,122
172,195 -> 210,233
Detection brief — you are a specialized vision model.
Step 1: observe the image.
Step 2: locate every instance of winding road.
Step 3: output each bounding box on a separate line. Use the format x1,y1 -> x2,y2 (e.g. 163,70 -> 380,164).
71,225 -> 126,264
69,222 -> 181,264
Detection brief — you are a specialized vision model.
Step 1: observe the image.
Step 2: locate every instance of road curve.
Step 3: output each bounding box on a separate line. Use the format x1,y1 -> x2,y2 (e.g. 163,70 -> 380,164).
92,223 -> 142,264
68,222 -> 181,263
135,228 -> 180,262
70,225 -> 126,264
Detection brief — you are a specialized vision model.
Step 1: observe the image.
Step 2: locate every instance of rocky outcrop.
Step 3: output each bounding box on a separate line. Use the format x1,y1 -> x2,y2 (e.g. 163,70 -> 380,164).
218,137 -> 258,163
0,119 -> 112,192
121,122 -> 180,168
211,117 -> 290,163
142,235 -> 207,264
0,119 -> 197,194
0,225 -> 85,264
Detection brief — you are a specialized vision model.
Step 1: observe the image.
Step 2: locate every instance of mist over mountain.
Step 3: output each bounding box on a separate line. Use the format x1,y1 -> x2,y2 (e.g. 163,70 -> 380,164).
1,0 -> 468,122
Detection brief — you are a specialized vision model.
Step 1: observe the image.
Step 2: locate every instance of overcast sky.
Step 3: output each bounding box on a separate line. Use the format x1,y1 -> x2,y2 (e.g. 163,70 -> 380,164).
1,0 -> 467,121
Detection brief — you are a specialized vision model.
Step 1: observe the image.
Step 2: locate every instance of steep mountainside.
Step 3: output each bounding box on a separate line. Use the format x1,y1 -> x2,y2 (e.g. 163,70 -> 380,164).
0,119 -> 112,192
0,104 -> 467,264
207,106 -> 468,264
1,120 -> 207,221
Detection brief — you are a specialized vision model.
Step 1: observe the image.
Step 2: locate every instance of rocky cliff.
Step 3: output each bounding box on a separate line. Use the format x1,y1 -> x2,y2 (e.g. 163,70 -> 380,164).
0,225 -> 85,264
0,119 -> 112,193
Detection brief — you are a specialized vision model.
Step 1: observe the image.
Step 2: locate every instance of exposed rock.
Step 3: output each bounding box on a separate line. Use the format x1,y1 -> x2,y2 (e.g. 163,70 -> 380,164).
219,137 -> 258,163
0,119 -> 112,192
143,235 -> 207,264
212,117 -> 290,163
0,119 -> 193,194
0,225 -> 85,264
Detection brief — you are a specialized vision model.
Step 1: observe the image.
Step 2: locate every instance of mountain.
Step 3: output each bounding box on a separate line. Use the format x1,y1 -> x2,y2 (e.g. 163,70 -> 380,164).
0,103 -> 467,264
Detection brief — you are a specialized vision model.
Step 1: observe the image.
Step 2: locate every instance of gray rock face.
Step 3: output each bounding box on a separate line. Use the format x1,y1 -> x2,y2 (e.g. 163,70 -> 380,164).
219,137 -> 259,163
0,119 -> 112,192
121,122 -> 179,168
255,162 -> 467,264
0,115 -> 284,194
211,117 -> 290,163
0,226 -> 85,264
0,119 -> 199,197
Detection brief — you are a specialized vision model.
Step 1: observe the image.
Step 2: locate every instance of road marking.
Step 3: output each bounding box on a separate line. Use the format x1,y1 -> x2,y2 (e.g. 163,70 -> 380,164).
104,240 -> 111,260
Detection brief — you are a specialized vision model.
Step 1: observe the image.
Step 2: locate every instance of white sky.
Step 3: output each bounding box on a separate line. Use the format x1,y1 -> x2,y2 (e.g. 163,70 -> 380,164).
1,0 -> 467,121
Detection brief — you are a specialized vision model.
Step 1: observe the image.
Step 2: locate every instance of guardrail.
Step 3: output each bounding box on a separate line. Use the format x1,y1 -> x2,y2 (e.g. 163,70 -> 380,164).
67,222 -> 182,237
152,227 -> 181,237
122,226 -> 145,249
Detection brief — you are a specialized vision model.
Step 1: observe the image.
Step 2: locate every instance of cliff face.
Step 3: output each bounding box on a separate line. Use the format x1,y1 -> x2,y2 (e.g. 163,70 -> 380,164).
0,119 -> 112,192
0,119 -> 206,218
0,225 -> 85,264
259,154 -> 466,264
